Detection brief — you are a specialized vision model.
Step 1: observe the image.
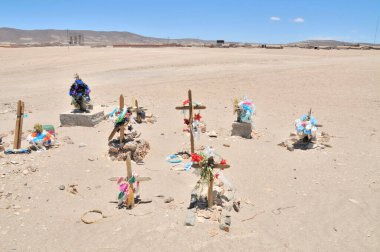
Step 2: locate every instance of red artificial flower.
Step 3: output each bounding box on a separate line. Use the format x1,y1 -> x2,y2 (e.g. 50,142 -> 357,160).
191,153 -> 203,163
220,159 -> 227,165
214,174 -> 220,179
194,113 -> 202,121
184,119 -> 190,125
183,100 -> 189,106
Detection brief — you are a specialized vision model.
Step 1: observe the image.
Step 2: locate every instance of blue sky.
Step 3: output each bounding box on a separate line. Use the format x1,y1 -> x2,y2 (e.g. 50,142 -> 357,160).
1,0 -> 379,43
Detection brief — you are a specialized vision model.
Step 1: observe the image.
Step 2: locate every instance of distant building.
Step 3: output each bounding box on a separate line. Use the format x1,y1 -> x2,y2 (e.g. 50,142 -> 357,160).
68,32 -> 84,45
216,40 -> 224,45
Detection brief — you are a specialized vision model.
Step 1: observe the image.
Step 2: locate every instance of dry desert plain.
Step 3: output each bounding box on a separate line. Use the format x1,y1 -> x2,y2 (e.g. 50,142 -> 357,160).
0,46 -> 380,251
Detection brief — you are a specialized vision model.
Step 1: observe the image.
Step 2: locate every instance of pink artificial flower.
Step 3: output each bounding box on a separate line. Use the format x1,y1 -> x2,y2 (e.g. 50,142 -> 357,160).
119,183 -> 129,192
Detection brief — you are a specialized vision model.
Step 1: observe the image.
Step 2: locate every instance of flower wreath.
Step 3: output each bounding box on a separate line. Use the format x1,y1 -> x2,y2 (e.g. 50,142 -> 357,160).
190,147 -> 227,181
295,113 -> 317,139
116,174 -> 140,206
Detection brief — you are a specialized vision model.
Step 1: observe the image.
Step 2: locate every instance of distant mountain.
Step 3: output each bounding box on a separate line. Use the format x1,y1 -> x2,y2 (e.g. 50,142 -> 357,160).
0,27 -> 210,45
288,40 -> 379,47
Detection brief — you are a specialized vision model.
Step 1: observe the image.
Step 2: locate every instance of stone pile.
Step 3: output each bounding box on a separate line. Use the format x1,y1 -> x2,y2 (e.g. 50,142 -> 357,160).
108,130 -> 150,162
185,176 -> 239,232
279,131 -> 332,151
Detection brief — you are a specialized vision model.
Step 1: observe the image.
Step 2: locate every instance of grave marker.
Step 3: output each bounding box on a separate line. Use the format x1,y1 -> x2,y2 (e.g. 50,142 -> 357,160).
175,90 -> 206,153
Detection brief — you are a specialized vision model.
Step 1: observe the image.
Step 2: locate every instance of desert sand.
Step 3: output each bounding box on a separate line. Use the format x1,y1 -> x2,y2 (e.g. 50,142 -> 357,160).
0,46 -> 379,251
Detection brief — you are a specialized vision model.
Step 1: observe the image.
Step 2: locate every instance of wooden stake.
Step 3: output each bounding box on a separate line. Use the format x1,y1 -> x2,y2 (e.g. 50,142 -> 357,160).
119,95 -> 125,144
174,90 -> 206,154
126,152 -> 132,180
13,100 -> 22,149
135,99 -> 142,123
188,90 -> 195,154
18,102 -> 25,149
208,176 -> 214,208
126,153 -> 134,208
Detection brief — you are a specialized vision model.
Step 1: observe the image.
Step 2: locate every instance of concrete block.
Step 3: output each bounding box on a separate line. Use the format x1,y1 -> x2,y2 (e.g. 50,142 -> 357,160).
231,122 -> 252,139
60,106 -> 104,127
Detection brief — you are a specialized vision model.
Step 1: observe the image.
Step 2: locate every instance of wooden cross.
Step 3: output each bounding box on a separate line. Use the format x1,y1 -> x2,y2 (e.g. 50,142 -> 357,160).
109,153 -> 151,208
192,163 -> 230,208
108,94 -> 126,143
175,90 -> 206,153
13,100 -> 25,149
129,99 -> 147,124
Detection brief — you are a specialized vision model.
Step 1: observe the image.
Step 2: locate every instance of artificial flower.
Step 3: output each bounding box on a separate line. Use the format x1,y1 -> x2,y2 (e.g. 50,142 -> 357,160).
194,113 -> 202,121
191,153 -> 203,163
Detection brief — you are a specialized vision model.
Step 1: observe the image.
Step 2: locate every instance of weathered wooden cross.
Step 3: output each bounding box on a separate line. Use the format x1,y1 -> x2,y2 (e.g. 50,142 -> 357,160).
192,162 -> 230,208
108,94 -> 126,144
109,153 -> 151,208
175,90 -> 206,154
13,100 -> 25,149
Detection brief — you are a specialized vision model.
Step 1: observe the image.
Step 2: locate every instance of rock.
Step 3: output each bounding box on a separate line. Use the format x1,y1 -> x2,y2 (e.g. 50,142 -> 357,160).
28,166 -> 37,172
58,185 -> 65,190
79,143 -> 87,148
287,145 -> 294,151
22,170 -> 29,175
123,143 -> 137,152
61,136 -> 74,144
197,209 -> 212,219
223,144 -> 230,147
219,222 -> 230,232
88,158 -> 95,161
219,214 -> 231,232
231,122 -> 252,139
208,131 -> 218,138
164,197 -> 174,203
60,106 -> 104,127
185,210 -> 196,226
210,210 -> 221,221
233,201 -> 240,212
223,190 -> 235,201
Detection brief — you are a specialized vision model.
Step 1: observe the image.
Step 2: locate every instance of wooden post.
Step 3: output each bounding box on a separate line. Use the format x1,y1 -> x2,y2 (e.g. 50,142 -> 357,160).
208,176 -> 214,208
192,163 -> 230,208
135,99 -> 142,123
126,152 -> 134,208
175,90 -> 206,154
119,95 -> 125,144
13,100 -> 24,149
188,90 -> 195,154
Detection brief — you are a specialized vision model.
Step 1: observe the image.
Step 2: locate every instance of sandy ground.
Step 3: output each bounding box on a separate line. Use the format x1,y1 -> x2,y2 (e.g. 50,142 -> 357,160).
0,46 -> 379,251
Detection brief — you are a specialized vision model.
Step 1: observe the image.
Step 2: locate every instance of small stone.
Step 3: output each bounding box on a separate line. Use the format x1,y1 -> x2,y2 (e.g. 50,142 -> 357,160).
223,144 -> 230,147
79,143 -> 87,148
88,158 -> 95,161
185,210 -> 196,226
219,222 -> 230,232
164,197 -> 174,203
22,170 -> 29,175
197,209 -> 211,219
58,185 -> 65,190
29,166 -> 37,172
349,198 -> 359,204
287,145 -> 295,152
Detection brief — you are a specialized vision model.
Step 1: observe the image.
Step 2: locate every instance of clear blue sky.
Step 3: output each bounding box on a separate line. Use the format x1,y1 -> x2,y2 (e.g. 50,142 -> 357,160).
1,0 -> 379,43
